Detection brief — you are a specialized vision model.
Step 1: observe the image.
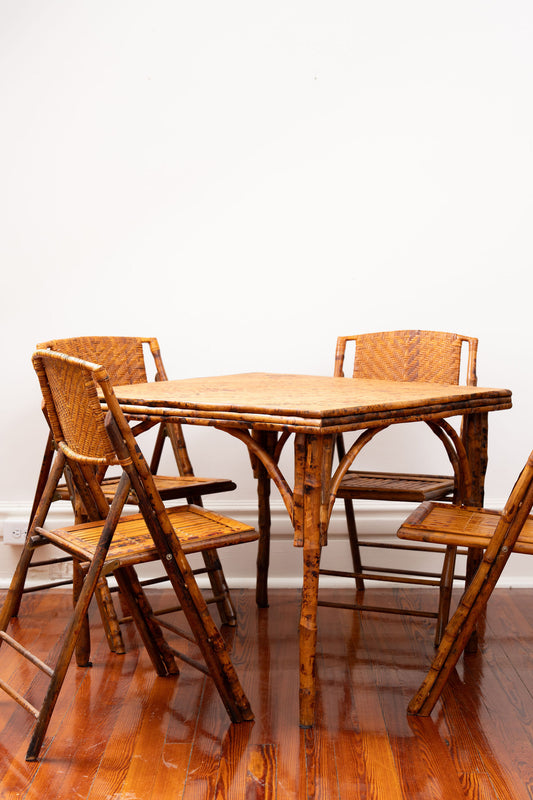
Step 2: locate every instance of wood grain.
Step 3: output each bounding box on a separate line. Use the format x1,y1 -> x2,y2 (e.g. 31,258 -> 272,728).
1,587 -> 532,799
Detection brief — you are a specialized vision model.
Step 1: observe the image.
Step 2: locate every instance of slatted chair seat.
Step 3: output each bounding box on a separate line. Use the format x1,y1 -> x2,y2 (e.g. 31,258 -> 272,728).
337,471 -> 455,502
39,504 -> 257,565
399,502 -> 533,553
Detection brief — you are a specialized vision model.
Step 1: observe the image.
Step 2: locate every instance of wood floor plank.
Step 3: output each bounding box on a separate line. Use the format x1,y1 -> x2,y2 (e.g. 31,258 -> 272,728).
257,593 -> 307,800
211,723 -> 257,799
0,588 -> 532,800
243,743 -> 277,800
150,742 -> 192,799
23,610 -> 145,799
87,653 -> 178,797
343,588 -> 469,800
317,604 -> 403,800
446,591 -> 533,799
0,594 -> 108,797
321,596 -> 410,800
396,587 -> 532,800
230,590 -> 306,800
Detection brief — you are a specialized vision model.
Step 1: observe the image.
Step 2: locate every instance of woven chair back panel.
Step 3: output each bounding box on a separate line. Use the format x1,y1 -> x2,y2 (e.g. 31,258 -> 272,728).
43,356 -> 116,462
351,331 -> 463,384
38,337 -> 148,386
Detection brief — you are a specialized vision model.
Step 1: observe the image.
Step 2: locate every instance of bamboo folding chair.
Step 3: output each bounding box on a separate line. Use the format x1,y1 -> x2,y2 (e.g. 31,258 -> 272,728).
397,450 -> 533,715
0,350 -> 257,760
317,330 -> 477,645
24,336 -> 238,654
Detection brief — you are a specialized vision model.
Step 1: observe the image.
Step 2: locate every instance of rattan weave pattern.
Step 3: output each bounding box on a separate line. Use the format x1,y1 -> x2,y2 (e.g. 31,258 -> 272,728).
37,337 -> 148,387
34,353 -> 116,463
345,330 -> 470,383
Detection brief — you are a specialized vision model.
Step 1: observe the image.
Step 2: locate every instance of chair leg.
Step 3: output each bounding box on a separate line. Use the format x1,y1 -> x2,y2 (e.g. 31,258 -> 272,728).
25,545 -> 118,760
408,547 -> 506,717
10,434 -> 57,619
113,566 -> 178,676
161,547 -> 254,724
94,576 -> 126,654
201,549 -> 236,626
72,561 -> 92,667
14,561 -> 178,761
434,545 -> 457,647
344,498 -> 365,591
0,539 -> 36,633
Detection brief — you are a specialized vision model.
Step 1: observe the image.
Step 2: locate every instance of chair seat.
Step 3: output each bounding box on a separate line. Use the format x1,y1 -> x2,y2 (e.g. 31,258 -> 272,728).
398,501 -> 533,554
338,471 -> 455,502
36,504 -> 258,567
54,475 -> 236,504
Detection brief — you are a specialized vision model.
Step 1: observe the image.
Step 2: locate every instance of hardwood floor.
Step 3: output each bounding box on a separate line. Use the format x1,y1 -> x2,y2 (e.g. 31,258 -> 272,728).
1,586 -> 533,799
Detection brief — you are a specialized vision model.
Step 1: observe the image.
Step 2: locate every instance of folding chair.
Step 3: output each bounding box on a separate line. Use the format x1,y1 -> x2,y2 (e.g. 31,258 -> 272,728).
397,450 -> 533,715
23,336 -> 238,655
0,349 -> 257,760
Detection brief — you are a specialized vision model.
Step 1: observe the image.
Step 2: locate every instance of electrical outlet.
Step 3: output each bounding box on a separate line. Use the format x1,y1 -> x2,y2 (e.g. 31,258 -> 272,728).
3,520 -> 27,545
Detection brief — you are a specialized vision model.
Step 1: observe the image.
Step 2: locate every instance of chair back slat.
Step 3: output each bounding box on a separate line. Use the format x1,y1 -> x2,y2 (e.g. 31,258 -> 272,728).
335,330 -> 478,386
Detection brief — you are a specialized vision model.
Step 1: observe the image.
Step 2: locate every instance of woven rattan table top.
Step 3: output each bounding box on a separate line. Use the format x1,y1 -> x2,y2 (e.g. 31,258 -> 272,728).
112,373 -> 512,433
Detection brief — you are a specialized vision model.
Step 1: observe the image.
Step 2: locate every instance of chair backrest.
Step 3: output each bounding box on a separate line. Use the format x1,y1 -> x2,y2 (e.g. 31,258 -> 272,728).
36,336 -> 167,386
31,349 -> 180,534
334,330 -> 478,386
36,336 -> 193,476
32,350 -> 119,468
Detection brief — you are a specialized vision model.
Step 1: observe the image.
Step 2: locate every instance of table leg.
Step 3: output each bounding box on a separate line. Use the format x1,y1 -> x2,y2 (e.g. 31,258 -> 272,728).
253,431 -> 278,608
295,434 -> 331,728
462,411 -> 489,580
461,411 -> 489,651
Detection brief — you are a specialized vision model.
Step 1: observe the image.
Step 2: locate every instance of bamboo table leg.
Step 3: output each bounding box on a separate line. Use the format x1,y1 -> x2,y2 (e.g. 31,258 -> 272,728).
253,431 -> 278,609
295,433 -> 332,728
462,411 -> 489,577
461,410 -> 489,651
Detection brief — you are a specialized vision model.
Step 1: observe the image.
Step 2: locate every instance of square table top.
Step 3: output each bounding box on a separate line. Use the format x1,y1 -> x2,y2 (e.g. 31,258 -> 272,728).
112,372 -> 512,434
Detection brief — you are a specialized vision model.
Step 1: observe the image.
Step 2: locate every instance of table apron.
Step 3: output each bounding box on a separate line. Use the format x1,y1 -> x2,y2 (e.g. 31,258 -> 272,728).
115,399 -> 511,434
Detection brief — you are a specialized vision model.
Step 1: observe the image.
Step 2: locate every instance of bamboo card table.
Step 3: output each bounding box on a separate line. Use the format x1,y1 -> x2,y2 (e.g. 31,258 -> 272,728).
112,372 -> 512,727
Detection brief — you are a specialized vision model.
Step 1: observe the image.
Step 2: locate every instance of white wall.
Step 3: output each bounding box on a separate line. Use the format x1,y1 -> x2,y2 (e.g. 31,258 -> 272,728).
1,1 -> 532,586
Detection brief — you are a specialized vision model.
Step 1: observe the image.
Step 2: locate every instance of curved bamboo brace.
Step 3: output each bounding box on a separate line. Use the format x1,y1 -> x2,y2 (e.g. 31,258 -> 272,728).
274,430 -> 292,464
327,426 -> 390,521
425,419 -> 473,504
327,416 -> 473,526
215,426 -> 295,523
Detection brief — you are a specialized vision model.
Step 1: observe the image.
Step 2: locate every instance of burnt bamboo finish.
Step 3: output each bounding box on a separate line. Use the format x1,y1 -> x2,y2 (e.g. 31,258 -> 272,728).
109,370 -> 511,728
0,350 -> 256,760
28,336 -> 238,648
397,450 -> 533,716
319,331 -> 479,645
2,587 -> 533,799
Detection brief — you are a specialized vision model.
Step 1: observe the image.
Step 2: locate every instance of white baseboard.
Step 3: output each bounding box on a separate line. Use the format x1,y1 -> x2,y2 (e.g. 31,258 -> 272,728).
1,498 -> 531,590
